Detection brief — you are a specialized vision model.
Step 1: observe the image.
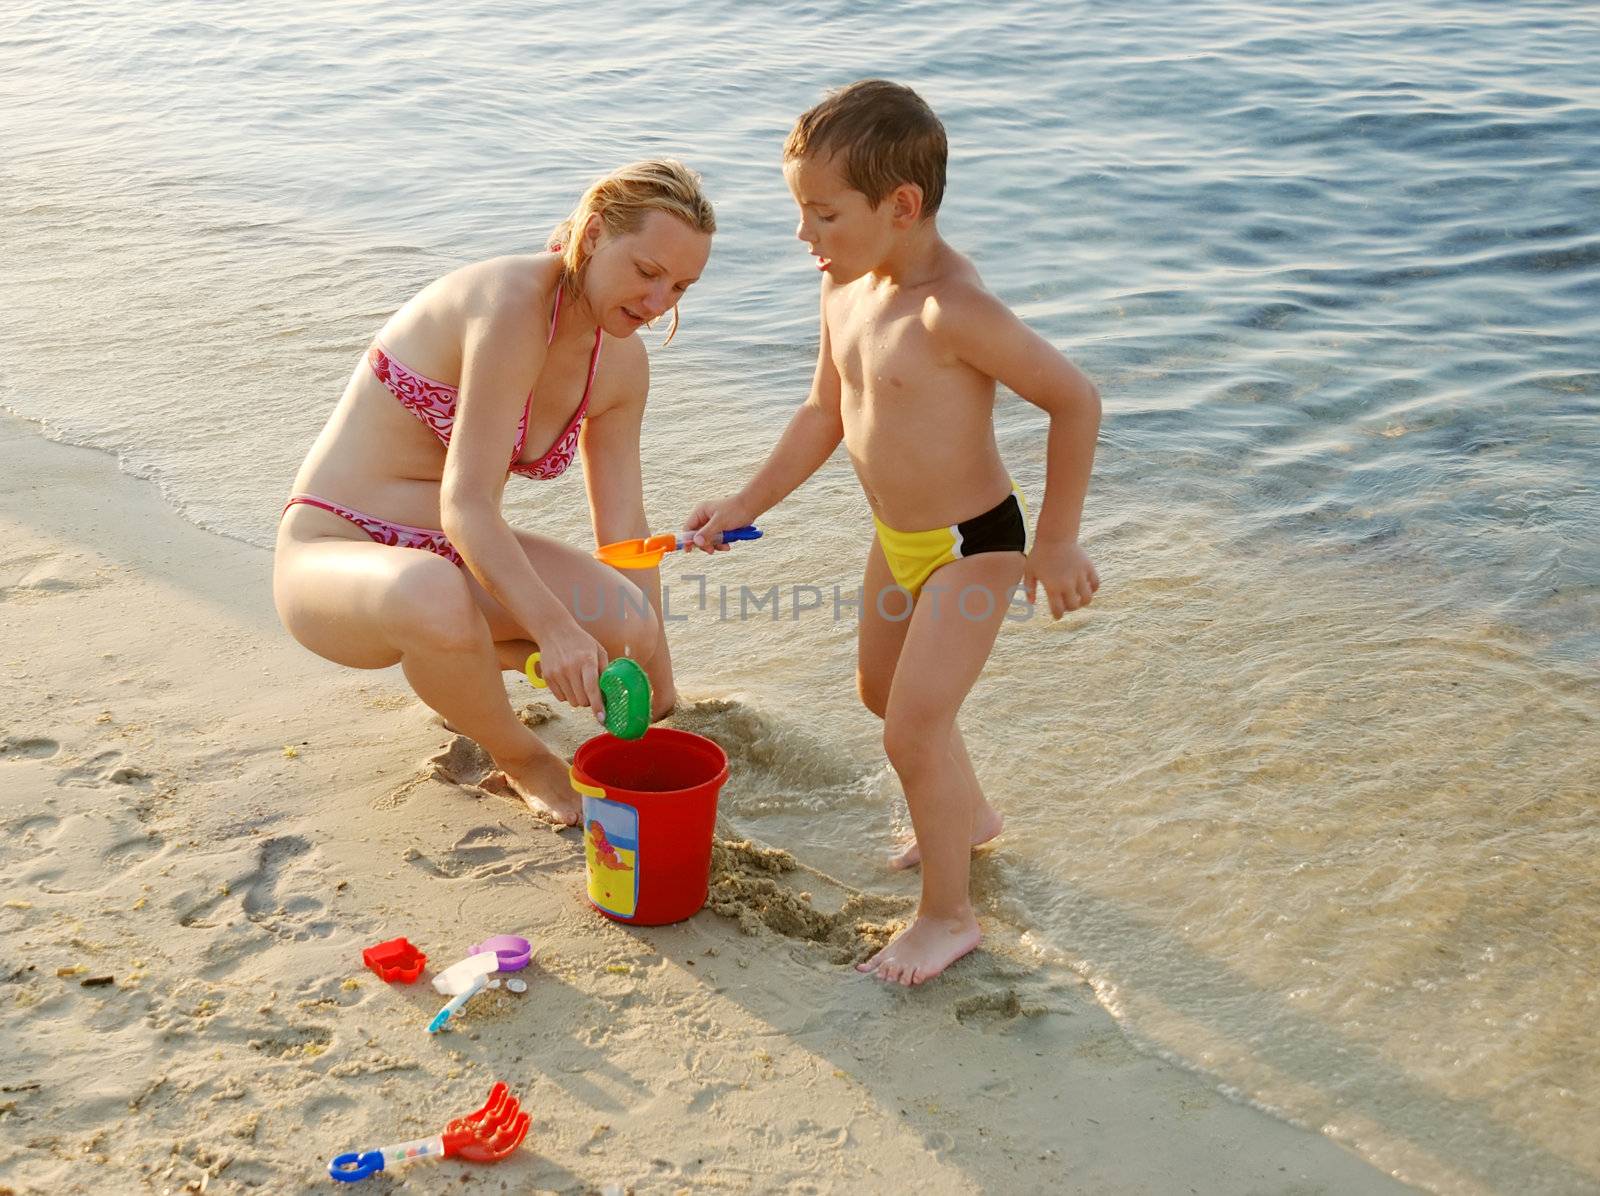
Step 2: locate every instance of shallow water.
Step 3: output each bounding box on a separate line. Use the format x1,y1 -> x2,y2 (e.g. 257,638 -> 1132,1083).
3,1 -> 1597,1190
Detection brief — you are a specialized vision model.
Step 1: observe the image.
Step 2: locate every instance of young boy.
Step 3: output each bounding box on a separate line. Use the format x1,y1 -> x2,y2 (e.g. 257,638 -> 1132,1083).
683,80 -> 1101,985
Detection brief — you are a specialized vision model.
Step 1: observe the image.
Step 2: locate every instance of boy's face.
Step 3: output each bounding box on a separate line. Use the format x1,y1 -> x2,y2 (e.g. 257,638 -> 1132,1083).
783,152 -> 894,284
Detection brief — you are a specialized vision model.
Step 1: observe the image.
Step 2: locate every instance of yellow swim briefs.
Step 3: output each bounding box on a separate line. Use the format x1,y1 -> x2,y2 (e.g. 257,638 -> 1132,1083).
871,483 -> 1028,597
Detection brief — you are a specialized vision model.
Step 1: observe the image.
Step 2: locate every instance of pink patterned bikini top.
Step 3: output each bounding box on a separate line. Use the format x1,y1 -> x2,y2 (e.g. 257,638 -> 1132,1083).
367,287 -> 602,480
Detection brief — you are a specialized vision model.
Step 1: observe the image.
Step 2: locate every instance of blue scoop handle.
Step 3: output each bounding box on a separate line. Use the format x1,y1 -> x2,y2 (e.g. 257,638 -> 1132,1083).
329,1150 -> 384,1181
715,525 -> 762,545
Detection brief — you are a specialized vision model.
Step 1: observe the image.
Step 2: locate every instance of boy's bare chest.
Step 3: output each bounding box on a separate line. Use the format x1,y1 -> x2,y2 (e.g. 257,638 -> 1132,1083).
828,305 -> 989,438
829,306 -> 952,400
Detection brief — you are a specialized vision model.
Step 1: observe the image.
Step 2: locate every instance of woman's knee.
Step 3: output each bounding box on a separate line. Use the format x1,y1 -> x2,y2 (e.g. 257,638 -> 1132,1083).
273,544 -> 404,669
583,576 -> 660,661
380,559 -> 482,654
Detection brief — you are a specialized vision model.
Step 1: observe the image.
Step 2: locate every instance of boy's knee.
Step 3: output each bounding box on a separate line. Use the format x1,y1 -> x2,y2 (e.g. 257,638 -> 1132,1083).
882,713 -> 941,777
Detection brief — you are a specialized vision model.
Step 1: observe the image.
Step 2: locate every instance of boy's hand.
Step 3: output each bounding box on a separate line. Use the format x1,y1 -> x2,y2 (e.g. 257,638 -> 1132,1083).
681,493 -> 754,554
1024,538 -> 1100,620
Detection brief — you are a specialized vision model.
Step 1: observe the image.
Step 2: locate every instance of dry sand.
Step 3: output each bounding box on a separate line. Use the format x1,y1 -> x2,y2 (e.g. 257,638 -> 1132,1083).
0,416 -> 1415,1194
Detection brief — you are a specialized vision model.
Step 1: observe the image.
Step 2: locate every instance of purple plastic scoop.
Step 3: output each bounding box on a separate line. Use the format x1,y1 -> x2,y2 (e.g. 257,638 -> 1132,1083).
469,935 -> 533,972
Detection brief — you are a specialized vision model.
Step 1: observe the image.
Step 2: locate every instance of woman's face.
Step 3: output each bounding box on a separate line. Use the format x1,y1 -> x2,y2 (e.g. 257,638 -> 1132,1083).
580,209 -> 711,337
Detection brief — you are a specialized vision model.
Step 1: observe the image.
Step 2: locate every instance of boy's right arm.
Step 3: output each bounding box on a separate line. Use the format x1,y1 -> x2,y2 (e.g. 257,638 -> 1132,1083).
682,293 -> 844,549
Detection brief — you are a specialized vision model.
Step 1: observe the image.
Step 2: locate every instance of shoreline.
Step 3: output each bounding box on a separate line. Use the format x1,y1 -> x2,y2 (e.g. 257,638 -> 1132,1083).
0,414 -> 1415,1193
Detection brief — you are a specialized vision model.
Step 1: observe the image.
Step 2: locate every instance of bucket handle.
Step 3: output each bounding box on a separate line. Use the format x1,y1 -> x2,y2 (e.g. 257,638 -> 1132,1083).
569,766 -> 605,799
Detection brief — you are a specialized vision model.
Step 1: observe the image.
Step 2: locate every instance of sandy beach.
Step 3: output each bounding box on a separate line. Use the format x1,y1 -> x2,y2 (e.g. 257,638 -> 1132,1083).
0,414 -> 1418,1193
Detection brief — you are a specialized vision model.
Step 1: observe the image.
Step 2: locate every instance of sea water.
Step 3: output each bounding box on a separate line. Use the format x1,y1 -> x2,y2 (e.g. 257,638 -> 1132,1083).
3,2 -> 1596,1190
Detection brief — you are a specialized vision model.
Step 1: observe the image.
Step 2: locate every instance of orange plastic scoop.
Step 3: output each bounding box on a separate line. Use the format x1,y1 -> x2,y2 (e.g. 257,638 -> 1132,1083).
594,525 -> 761,569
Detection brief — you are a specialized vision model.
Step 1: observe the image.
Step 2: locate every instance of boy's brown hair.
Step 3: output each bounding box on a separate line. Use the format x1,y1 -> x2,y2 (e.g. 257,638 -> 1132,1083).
784,79 -> 947,218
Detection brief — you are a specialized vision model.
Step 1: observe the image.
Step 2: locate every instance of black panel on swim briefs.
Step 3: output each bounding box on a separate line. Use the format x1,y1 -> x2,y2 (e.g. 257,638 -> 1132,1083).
956,493 -> 1027,557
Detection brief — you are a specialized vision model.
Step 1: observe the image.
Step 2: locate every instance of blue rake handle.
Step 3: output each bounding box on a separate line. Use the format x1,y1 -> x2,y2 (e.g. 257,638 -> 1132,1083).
687,525 -> 761,547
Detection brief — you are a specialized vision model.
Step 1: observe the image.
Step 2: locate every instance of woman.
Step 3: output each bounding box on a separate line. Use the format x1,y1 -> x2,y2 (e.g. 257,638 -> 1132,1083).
274,160 -> 714,824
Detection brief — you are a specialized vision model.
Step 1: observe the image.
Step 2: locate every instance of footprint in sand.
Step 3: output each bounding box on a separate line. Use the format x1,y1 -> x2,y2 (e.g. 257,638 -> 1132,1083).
103,832 -> 165,869
59,749 -> 151,788
11,812 -> 61,839
178,892 -> 229,930
16,816 -> 168,895
0,735 -> 59,760
954,989 -> 1031,1026
178,835 -> 333,947
0,553 -> 104,601
242,836 -> 334,941
403,822 -> 566,884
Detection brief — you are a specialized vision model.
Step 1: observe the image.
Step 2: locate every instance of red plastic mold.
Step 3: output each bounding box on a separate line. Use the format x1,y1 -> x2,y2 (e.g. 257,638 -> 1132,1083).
362,936 -> 427,983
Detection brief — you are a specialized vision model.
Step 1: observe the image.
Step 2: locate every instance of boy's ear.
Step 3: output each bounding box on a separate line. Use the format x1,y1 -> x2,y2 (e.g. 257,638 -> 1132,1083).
889,182 -> 924,228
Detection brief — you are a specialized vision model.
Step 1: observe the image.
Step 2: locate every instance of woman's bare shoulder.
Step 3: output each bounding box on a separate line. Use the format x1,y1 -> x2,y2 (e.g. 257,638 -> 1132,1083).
380,255 -> 561,376
455,253 -> 562,322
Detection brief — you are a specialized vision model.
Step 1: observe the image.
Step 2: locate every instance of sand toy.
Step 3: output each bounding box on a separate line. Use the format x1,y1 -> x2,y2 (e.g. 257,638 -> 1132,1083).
425,952 -> 500,1034
524,654 -> 653,740
594,524 -> 761,569
361,937 -> 426,983
431,952 -> 499,996
328,1082 -> 529,1181
469,934 -> 533,971
568,727 -> 728,925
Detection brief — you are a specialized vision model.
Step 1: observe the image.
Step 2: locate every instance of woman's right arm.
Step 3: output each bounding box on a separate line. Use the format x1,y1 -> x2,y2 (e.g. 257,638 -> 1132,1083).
440,293 -> 607,715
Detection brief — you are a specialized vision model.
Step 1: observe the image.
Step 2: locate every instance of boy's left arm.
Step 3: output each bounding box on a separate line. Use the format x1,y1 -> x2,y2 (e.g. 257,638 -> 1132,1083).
934,287 -> 1102,619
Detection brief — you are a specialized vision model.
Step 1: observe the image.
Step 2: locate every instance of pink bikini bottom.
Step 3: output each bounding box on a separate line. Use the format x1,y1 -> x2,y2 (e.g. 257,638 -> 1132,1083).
282,494 -> 464,568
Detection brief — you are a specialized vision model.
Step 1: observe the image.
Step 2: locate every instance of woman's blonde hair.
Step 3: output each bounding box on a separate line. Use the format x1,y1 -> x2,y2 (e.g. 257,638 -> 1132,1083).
547,159 -> 716,344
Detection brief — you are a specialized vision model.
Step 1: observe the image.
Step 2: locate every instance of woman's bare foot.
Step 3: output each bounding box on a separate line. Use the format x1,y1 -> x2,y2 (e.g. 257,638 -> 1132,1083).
889,802 -> 1003,870
493,743 -> 581,825
856,910 -> 981,986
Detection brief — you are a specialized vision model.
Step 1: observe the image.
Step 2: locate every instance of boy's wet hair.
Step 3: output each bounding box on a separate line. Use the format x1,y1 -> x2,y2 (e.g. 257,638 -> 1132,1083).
784,80 -> 947,218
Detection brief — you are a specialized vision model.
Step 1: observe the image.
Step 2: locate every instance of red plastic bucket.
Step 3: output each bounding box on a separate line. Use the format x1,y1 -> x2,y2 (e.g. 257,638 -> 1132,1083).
568,727 -> 728,926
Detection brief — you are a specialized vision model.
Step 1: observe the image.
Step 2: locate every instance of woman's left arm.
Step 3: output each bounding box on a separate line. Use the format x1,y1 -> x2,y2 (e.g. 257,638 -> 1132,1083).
579,337 -> 677,713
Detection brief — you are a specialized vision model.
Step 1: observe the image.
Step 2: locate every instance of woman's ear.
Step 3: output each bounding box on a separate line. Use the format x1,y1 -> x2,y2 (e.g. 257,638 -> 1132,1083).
581,212 -> 604,254
891,182 -> 924,228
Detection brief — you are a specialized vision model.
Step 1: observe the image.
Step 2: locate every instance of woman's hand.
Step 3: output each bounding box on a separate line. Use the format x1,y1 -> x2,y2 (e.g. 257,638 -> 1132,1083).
530,619 -> 610,720
681,493 -> 754,554
1024,537 -> 1100,620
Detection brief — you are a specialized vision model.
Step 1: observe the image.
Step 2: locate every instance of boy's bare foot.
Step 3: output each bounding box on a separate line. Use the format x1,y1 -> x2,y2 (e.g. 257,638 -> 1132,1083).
492,746 -> 581,825
856,911 -> 981,986
888,802 -> 1003,870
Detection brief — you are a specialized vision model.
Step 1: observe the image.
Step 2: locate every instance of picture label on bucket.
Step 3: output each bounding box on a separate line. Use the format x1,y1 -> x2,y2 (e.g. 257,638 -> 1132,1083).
582,796 -> 639,920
